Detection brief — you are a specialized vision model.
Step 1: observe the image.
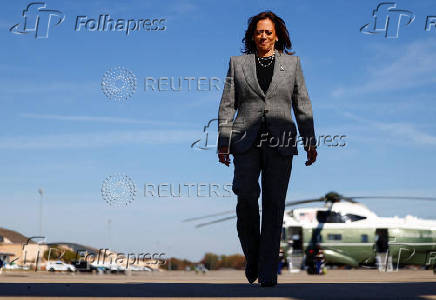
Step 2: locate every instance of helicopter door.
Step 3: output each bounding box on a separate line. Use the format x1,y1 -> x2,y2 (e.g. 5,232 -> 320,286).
375,228 -> 392,271
286,226 -> 304,271
287,226 -> 303,251
375,228 -> 388,252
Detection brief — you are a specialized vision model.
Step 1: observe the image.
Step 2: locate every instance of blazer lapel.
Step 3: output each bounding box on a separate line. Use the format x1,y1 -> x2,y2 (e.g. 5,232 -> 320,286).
242,49 -> 285,100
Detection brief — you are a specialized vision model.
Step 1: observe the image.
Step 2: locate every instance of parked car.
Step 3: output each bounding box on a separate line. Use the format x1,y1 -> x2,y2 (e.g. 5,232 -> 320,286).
108,263 -> 125,273
126,265 -> 152,272
46,261 -> 76,272
89,262 -> 126,273
126,265 -> 142,271
4,263 -> 29,270
71,261 -> 95,272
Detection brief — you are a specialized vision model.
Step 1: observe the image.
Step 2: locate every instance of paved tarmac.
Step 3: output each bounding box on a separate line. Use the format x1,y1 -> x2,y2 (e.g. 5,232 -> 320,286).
0,269 -> 435,299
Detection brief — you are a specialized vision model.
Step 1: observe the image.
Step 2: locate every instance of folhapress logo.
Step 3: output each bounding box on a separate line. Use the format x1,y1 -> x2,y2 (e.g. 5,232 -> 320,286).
10,2 -> 65,39
360,2 -> 415,38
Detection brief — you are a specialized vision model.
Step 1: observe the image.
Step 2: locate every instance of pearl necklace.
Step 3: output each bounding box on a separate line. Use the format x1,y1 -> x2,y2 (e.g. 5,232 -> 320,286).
257,52 -> 275,68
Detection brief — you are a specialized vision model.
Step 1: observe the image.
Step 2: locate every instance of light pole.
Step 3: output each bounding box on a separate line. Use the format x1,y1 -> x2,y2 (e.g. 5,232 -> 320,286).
38,188 -> 44,236
107,219 -> 112,250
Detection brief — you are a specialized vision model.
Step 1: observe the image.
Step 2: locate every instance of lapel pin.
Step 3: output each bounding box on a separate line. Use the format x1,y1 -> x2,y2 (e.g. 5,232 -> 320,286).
280,65 -> 285,71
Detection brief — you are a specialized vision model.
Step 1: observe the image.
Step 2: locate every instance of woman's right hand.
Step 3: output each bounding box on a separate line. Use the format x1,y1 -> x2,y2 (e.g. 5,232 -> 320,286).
218,146 -> 231,166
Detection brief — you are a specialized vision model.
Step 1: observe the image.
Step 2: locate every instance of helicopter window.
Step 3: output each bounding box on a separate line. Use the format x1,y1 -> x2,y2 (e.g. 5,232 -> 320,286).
344,214 -> 367,222
316,211 -> 345,223
361,234 -> 369,243
327,234 -> 342,240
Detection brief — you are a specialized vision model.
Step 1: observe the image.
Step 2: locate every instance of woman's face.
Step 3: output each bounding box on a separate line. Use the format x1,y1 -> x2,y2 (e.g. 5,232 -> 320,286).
253,18 -> 277,53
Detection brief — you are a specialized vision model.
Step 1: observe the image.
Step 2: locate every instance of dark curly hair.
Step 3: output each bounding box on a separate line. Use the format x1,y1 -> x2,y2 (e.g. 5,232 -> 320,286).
242,11 -> 294,55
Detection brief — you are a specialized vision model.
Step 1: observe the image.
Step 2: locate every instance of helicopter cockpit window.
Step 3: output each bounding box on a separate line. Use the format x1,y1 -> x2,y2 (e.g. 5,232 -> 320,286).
316,211 -> 345,223
344,214 -> 367,222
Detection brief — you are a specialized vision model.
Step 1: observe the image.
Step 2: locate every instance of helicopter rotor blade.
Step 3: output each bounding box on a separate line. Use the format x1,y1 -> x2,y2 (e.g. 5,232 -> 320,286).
284,198 -> 324,207
338,197 -> 358,203
195,215 -> 237,228
186,198 -> 324,223
182,210 -> 235,223
345,196 -> 436,201
195,198 -> 325,228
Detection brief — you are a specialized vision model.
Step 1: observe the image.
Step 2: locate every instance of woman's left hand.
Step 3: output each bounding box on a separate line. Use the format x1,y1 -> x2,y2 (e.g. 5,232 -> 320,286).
305,148 -> 317,166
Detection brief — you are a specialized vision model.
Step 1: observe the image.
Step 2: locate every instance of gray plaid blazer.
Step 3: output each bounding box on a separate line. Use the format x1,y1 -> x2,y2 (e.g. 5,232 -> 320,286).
217,49 -> 316,156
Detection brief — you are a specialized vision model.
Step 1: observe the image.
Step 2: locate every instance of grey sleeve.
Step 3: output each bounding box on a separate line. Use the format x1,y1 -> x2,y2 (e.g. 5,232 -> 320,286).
217,57 -> 238,149
291,56 -> 317,149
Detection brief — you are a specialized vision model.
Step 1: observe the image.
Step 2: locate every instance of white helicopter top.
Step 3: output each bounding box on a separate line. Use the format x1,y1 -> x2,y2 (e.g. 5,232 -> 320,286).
283,201 -> 436,231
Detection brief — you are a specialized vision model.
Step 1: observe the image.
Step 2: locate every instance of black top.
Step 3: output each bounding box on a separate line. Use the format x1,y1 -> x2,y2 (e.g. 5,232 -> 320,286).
254,53 -> 275,147
255,53 -> 275,93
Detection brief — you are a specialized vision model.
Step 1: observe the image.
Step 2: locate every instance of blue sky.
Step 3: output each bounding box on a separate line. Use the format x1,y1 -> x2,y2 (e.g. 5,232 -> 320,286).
1,0 -> 436,261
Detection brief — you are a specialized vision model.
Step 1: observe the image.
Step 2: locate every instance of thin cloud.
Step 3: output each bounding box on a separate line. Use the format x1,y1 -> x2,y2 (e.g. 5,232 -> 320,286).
343,112 -> 436,146
19,113 -> 193,127
332,37 -> 436,97
169,1 -> 198,15
0,129 -> 199,149
0,81 -> 95,94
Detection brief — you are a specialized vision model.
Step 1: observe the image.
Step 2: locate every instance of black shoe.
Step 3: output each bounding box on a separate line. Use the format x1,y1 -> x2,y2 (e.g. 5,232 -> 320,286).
260,281 -> 277,287
245,264 -> 258,284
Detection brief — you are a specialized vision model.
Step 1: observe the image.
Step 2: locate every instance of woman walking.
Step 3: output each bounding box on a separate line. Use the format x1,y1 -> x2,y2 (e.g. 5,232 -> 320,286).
217,10 -> 317,287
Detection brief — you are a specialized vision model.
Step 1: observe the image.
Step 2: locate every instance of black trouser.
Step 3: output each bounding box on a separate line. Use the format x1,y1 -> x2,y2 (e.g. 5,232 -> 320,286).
232,120 -> 293,283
